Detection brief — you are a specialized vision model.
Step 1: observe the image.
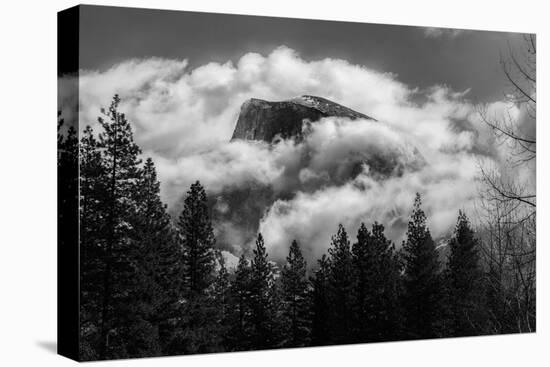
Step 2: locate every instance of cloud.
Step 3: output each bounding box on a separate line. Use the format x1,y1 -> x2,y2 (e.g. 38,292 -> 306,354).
258,145 -> 481,263
220,250 -> 240,270
153,140 -> 288,205
60,46 -> 529,265
74,47 -> 415,157
423,27 -> 466,39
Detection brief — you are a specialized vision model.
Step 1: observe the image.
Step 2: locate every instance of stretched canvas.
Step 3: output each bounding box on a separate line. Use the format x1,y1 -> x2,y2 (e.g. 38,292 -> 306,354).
58,5 -> 536,361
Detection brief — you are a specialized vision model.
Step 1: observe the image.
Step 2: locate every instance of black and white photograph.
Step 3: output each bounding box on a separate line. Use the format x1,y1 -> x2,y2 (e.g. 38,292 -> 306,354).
54,2 -> 539,363
5,0 -> 550,367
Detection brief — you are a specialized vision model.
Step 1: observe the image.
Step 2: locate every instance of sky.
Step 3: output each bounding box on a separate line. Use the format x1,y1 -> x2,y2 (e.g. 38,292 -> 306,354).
62,5 -> 535,266
79,5 -> 527,103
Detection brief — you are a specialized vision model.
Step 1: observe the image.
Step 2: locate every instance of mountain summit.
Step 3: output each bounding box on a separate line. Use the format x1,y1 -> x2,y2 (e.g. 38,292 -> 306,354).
231,95 -> 375,142
205,96 -> 425,258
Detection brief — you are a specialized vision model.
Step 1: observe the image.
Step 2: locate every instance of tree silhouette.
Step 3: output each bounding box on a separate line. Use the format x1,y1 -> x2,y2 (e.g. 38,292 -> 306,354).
178,181 -> 216,296
402,193 -> 442,339
95,95 -> 142,359
310,255 -> 331,346
327,224 -> 354,344
171,181 -> 219,354
229,254 -> 252,350
445,211 -> 484,336
281,240 -> 310,347
249,233 -> 276,349
352,222 -> 402,341
124,157 -> 180,357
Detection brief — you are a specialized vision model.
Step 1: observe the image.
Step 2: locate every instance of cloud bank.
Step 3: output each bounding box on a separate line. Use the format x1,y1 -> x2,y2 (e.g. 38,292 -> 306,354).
63,46 -> 527,264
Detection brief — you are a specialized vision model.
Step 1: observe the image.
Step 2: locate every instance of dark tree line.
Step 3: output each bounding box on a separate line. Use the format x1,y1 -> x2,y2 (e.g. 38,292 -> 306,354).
57,96 -> 533,361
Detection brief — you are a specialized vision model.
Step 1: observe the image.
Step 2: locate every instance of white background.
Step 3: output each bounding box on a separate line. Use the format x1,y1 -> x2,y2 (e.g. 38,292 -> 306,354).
0,0 -> 548,365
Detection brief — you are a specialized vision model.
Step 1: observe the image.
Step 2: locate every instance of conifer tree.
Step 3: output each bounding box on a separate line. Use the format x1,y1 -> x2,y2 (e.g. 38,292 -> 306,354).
352,222 -> 402,342
80,125 -> 105,243
310,255 -> 331,346
94,95 -> 143,359
445,211 -> 484,336
125,157 -> 180,357
212,251 -> 231,348
171,180 -> 218,354
57,113 -> 79,261
59,115 -> 94,357
177,181 -> 216,296
351,223 -> 370,340
249,233 -> 275,349
370,223 -> 403,340
327,224 -> 354,343
281,240 -> 310,347
402,193 -> 442,339
57,112 -> 79,169
57,114 -> 79,221
79,125 -> 109,359
229,253 -> 252,350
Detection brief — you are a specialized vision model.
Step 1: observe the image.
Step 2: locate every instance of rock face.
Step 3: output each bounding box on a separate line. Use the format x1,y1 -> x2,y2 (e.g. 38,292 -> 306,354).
203,95 -> 424,256
231,95 -> 375,142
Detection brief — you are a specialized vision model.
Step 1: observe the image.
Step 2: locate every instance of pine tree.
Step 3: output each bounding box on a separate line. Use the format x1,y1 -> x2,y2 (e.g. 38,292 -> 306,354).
59,114 -> 93,357
57,112 -> 79,169
212,251 -> 231,349
125,157 -> 180,357
310,255 -> 331,346
177,181 -> 216,296
171,180 -> 218,354
402,193 -> 443,339
351,223 -> 370,340
80,126 -> 105,246
352,222 -> 402,342
79,125 -> 108,360
369,223 -> 403,340
327,224 -> 354,344
249,233 -> 275,349
280,240 -> 310,347
57,113 -> 79,221
94,95 -> 143,359
445,211 -> 484,336
229,253 -> 252,350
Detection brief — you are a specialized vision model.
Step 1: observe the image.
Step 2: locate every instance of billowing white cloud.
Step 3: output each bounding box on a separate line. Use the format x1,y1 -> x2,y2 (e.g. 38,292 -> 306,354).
61,46 -> 531,265
258,148 -> 481,263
